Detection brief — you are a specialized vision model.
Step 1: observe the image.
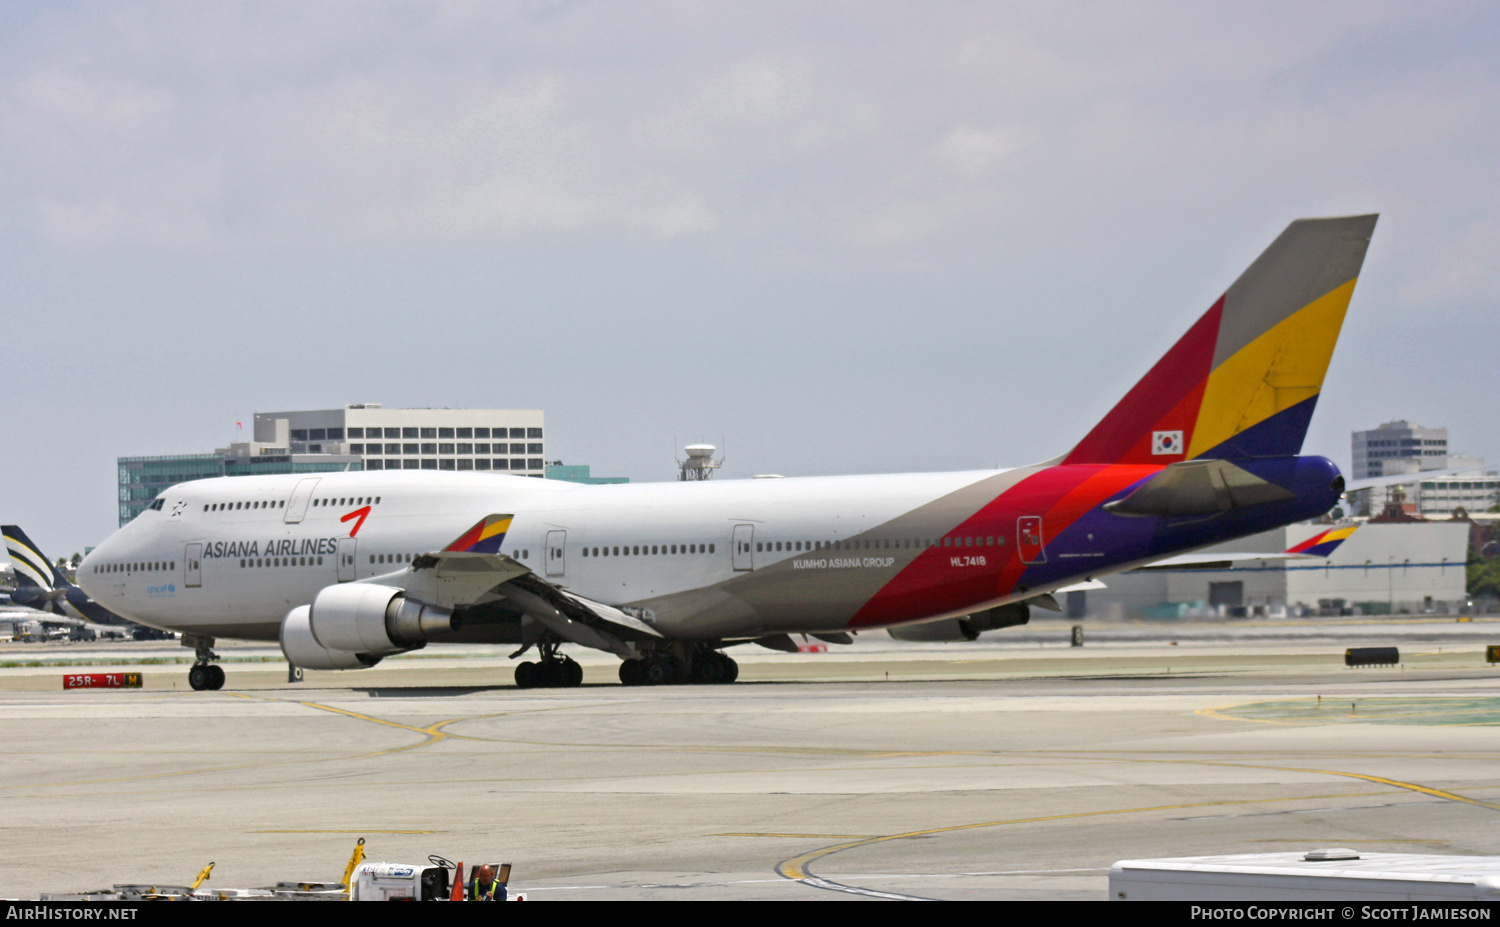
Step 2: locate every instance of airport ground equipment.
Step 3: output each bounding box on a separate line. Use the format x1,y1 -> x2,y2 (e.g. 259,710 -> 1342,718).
1111,850 -> 1500,901
35,837 -> 523,901
1345,646 -> 1400,667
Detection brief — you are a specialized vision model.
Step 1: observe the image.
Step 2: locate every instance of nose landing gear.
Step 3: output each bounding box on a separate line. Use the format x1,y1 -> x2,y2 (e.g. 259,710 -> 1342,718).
183,634 -> 225,691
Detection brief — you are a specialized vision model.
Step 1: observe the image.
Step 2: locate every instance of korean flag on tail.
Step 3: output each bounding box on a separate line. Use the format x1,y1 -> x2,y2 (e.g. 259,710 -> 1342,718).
1152,430 -> 1184,456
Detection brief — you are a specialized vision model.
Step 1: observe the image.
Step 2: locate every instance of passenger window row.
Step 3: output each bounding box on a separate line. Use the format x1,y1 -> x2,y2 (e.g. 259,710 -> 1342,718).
367,550 -> 531,565
92,561 -> 176,574
203,496 -> 383,513
756,536 -> 1006,553
310,496 -> 381,508
581,544 -> 716,557
205,500 -> 285,512
240,557 -> 324,568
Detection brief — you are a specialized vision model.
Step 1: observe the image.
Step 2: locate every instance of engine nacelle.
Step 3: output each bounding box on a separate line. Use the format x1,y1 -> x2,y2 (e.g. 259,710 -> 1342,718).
280,605 -> 381,670
887,603 -> 1030,642
308,583 -> 455,655
280,585 -> 457,671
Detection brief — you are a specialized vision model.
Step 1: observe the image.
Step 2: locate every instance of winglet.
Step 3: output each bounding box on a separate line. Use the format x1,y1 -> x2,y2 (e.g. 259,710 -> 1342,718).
443,514 -> 514,554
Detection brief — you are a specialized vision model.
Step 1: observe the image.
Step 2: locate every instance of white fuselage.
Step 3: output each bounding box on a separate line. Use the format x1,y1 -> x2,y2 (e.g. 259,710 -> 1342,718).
79,468 -> 1012,642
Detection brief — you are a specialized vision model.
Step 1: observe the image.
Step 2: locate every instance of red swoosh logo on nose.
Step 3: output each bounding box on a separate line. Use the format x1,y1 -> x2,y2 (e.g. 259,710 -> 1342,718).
341,506 -> 371,537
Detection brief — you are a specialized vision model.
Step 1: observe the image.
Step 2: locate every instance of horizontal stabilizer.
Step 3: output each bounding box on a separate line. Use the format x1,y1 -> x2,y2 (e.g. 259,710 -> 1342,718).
1134,524 -> 1359,571
1104,459 -> 1295,518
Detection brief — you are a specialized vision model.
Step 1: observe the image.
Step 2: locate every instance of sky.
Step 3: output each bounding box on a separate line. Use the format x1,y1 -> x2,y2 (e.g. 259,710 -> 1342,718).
3,1 -> 1498,558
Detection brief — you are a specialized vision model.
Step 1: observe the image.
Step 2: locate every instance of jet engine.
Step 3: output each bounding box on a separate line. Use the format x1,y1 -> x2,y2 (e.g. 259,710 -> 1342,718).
279,584 -> 456,671
887,602 -> 1030,642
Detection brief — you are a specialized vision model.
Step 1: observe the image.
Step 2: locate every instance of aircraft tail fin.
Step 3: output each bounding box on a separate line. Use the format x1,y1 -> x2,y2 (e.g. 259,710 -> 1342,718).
1285,523 -> 1359,558
1064,214 -> 1377,465
3,525 -> 72,591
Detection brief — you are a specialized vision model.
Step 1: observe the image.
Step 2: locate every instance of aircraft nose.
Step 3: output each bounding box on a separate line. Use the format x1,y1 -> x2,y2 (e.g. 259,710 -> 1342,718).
76,540 -> 112,598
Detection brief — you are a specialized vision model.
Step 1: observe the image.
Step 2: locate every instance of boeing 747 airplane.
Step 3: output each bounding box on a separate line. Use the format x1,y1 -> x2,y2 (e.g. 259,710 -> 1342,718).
78,215 -> 1377,691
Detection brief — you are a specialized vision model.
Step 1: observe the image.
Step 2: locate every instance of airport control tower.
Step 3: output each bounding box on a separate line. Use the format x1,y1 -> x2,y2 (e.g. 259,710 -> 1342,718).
678,444 -> 723,481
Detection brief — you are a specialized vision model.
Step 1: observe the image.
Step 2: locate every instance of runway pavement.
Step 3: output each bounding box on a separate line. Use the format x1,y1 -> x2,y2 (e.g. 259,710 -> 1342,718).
2,617 -> 1499,901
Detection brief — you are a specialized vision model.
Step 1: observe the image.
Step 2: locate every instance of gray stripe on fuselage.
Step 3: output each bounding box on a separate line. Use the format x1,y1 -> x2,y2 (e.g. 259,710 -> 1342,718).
639,467 -> 1038,638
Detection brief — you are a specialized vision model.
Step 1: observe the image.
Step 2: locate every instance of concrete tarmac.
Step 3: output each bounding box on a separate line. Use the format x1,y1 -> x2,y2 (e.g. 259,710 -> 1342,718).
3,617 -> 1500,900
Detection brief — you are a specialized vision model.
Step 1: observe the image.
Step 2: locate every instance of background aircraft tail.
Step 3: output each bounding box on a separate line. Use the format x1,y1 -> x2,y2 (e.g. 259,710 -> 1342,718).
3,525 -> 126,624
1285,523 -> 1358,558
4,525 -> 72,591
1064,214 -> 1377,465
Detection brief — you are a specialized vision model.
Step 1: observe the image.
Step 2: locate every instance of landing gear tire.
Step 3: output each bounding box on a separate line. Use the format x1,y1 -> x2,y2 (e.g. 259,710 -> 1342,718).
515,661 -> 538,689
206,664 -> 225,690
188,664 -> 210,691
642,656 -> 675,686
691,655 -> 724,685
519,657 -> 582,689
719,653 -> 739,684
619,659 -> 645,686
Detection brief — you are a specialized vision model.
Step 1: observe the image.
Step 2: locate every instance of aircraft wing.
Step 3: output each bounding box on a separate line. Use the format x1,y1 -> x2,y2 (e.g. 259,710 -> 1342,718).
368,515 -> 661,658
1132,524 -> 1358,571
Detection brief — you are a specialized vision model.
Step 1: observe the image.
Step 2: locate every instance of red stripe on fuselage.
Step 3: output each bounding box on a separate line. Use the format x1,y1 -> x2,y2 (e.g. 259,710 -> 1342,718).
847,464 -> 1158,628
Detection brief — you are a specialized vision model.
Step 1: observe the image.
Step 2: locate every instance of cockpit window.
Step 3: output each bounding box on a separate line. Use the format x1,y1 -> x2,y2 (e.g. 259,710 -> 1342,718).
149,498 -> 165,511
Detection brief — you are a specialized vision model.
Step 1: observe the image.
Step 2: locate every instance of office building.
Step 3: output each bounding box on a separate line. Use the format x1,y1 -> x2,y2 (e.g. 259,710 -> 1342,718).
1350,421 -> 1494,516
119,404 -> 545,525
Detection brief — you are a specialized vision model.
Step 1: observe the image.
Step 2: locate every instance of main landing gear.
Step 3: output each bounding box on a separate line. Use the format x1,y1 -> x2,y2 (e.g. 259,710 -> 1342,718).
513,641 -> 583,689
184,634 -> 225,691
618,645 -> 738,686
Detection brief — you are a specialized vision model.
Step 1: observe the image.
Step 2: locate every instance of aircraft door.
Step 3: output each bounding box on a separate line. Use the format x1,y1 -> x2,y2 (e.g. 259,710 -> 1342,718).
1017,516 -> 1047,564
732,524 -> 755,571
285,478 -> 321,524
337,537 -> 358,582
546,530 -> 567,577
184,543 -> 202,588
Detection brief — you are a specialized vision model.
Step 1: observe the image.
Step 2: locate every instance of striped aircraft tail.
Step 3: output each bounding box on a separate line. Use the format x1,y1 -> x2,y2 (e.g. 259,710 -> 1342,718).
1286,523 -> 1359,558
1064,215 -> 1377,465
4,525 -> 71,592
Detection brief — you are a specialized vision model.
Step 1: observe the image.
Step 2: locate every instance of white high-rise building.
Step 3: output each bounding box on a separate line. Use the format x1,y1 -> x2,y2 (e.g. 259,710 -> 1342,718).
1350,421 -> 1495,516
253,405 -> 545,475
1351,420 -> 1449,479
